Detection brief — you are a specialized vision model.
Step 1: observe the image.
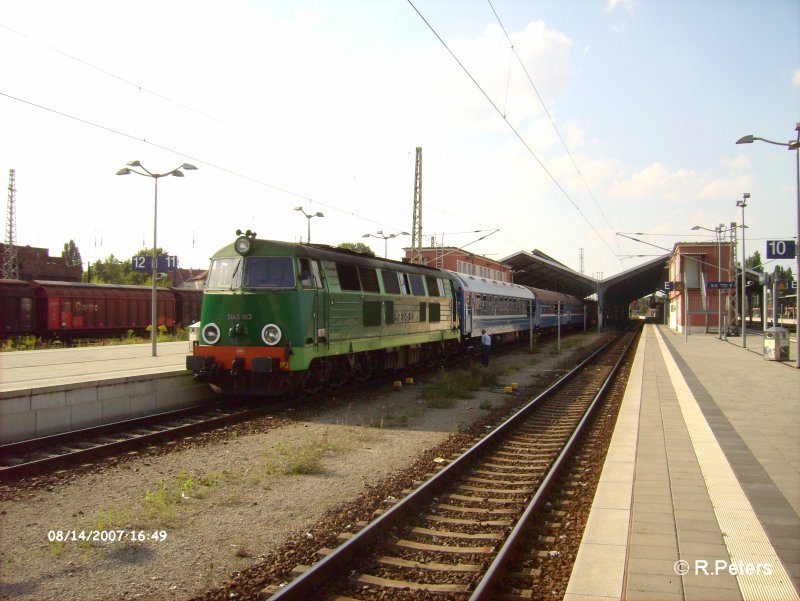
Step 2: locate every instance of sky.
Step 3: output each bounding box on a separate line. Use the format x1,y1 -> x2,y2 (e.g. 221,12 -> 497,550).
1,0 -> 798,284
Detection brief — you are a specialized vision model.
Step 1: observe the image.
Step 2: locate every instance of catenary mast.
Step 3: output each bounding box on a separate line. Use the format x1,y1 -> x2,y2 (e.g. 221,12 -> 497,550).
410,147 -> 423,265
2,169 -> 19,280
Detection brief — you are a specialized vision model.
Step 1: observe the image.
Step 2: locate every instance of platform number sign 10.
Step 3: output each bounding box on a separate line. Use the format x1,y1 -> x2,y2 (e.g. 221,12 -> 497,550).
766,240 -> 796,260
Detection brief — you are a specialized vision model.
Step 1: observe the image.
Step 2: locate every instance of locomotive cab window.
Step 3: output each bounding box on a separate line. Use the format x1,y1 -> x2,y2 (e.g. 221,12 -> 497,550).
243,257 -> 295,288
299,258 -> 322,289
206,257 -> 242,290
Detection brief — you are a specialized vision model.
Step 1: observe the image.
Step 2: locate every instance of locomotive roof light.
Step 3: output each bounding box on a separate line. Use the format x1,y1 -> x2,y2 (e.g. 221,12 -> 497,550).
234,236 -> 253,256
262,324 -> 282,346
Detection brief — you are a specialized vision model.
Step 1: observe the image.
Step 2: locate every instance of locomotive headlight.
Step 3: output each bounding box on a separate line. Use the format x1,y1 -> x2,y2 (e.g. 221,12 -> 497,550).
202,323 -> 221,345
234,236 -> 252,256
261,324 -> 282,346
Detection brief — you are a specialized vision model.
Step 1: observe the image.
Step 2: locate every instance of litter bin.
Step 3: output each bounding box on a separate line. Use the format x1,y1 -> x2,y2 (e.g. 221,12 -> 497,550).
763,326 -> 790,361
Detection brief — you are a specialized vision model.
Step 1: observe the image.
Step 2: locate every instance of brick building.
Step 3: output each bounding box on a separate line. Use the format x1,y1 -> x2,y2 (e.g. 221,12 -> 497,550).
0,243 -> 82,282
403,246 -> 511,282
667,241 -> 736,334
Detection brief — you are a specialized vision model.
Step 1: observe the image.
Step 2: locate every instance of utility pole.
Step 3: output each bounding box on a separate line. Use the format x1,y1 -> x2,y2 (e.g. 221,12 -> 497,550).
410,147 -> 423,264
2,169 -> 19,280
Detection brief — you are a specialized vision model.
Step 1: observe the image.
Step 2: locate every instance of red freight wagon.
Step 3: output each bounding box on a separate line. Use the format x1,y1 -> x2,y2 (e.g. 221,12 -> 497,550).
172,288 -> 203,328
32,281 -> 177,336
0,279 -> 36,336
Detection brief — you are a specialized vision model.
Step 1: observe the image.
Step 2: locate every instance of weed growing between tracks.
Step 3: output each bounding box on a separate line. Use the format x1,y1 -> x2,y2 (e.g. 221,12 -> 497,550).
420,364 -> 513,407
260,426 -> 384,476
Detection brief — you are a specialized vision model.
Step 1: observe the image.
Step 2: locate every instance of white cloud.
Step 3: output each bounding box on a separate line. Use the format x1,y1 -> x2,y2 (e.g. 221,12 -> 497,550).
605,0 -> 638,14
793,68 -> 800,86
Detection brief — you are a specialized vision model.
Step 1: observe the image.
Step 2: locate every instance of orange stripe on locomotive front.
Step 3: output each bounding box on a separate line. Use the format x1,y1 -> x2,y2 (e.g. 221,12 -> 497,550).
191,345 -> 290,371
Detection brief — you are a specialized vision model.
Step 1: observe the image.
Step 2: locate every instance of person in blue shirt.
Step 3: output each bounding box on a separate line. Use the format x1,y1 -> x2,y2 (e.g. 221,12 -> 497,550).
480,329 -> 491,366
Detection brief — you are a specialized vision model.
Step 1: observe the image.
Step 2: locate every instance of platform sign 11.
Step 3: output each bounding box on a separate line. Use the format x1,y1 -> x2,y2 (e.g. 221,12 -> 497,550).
766,240 -> 796,260
131,255 -> 179,272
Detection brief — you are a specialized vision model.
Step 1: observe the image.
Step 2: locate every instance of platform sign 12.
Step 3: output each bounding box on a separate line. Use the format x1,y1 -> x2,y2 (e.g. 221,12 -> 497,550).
131,256 -> 178,272
766,240 -> 796,260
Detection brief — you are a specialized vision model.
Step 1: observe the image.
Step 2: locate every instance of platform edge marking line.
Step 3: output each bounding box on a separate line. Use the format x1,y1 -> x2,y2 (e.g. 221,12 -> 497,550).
654,326 -> 799,601
563,326 -> 647,601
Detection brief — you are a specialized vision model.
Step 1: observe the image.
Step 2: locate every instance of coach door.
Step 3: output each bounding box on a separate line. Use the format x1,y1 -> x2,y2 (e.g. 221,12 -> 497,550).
463,291 -> 473,334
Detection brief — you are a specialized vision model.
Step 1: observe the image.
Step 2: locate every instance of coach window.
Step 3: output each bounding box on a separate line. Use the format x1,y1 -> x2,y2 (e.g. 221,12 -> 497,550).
399,273 -> 411,295
381,270 -> 401,294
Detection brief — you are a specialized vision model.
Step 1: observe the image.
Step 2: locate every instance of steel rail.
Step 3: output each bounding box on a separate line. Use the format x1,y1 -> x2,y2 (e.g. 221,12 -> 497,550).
0,401 -> 278,481
469,327 -> 639,599
267,328 -> 636,601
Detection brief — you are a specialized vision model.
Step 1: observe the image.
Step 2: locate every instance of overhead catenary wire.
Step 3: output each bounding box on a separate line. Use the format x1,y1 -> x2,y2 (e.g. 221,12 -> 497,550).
487,0 -> 618,238
0,90 -> 402,236
1,22 -> 504,242
406,0 -> 620,263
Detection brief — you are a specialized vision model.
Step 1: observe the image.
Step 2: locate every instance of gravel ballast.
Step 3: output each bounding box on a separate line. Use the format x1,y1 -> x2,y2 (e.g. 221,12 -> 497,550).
0,335 -> 604,600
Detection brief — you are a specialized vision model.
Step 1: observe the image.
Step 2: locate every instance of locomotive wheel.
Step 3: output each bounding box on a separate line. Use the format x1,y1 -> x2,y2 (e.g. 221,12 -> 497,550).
301,360 -> 324,395
352,353 -> 374,383
326,356 -> 351,389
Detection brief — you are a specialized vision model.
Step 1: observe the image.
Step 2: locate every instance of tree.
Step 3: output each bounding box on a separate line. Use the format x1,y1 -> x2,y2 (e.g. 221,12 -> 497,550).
88,248 -> 169,285
61,239 -> 83,271
336,242 -> 375,257
745,251 -> 764,273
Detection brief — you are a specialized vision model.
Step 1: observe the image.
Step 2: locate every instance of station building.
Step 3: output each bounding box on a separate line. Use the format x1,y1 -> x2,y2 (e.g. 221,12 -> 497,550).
403,246 -> 512,282
667,240 -> 736,334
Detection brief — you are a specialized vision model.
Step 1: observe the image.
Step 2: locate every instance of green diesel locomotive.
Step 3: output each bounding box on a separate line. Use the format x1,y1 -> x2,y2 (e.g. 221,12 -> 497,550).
187,232 -> 461,394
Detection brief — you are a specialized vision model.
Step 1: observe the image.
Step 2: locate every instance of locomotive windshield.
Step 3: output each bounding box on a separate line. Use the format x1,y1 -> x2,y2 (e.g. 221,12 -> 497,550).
242,257 -> 295,288
206,257 -> 242,290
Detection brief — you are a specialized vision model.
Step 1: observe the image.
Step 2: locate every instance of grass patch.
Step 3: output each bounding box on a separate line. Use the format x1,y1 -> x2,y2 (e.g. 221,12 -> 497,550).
261,426 -> 382,476
420,364 -> 508,406
1,327 -> 189,352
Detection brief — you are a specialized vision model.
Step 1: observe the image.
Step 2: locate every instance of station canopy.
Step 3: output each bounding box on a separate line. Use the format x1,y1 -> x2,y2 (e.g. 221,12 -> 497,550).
501,249 -> 670,306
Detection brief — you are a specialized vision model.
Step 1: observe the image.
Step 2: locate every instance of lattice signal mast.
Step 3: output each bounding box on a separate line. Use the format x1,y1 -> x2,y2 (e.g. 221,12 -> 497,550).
727,221 -> 738,334
410,147 -> 424,265
2,169 -> 19,280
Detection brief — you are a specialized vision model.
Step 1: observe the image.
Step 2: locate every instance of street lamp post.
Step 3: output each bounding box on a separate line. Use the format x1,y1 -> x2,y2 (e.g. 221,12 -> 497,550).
294,207 -> 324,243
362,230 -> 410,258
736,124 -> 800,367
736,193 -> 750,349
116,161 -> 197,357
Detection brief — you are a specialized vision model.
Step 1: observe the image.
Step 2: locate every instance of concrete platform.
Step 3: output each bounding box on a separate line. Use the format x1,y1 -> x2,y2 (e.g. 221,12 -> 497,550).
566,323 -> 799,601
0,342 -> 212,443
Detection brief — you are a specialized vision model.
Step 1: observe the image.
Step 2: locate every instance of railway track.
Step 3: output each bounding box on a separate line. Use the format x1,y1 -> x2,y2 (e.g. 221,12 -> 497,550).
263,325 -> 640,601
0,332 -> 556,485
0,402 -> 282,482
